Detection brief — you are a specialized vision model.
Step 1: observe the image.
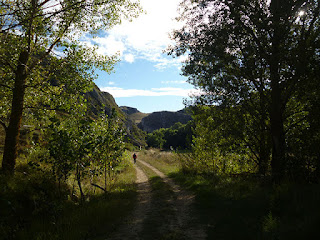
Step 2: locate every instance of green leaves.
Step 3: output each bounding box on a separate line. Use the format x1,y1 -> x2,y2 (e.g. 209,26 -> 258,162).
0,0 -> 142,172
48,113 -> 125,195
169,0 -> 320,180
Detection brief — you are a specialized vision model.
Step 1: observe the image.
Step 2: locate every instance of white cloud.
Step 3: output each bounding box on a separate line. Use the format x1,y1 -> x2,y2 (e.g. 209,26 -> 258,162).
108,81 -> 115,85
161,80 -> 187,84
124,53 -> 135,63
91,35 -> 125,56
100,86 -> 199,98
82,0 -> 184,68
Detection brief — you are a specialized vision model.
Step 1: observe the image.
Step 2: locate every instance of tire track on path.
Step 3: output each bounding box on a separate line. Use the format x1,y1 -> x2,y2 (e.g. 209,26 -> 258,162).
103,165 -> 152,240
138,159 -> 207,240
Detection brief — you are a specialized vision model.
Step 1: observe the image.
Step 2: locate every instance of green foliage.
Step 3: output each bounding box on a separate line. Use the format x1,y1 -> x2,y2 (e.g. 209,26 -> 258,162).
169,0 -> 320,181
48,114 -> 125,199
146,121 -> 193,150
188,105 -> 263,175
147,129 -> 165,149
0,156 -> 137,240
0,168 -> 70,240
0,0 -> 142,173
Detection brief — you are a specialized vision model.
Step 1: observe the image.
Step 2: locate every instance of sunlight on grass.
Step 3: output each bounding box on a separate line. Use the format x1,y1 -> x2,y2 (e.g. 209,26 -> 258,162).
137,148 -> 181,175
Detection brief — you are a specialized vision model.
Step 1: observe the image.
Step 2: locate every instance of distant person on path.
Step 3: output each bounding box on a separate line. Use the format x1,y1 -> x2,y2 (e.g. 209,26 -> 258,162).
133,153 -> 137,164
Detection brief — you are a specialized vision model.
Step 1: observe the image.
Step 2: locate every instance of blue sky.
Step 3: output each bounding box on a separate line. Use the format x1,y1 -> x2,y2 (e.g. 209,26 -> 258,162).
82,0 -> 197,113
95,59 -> 194,113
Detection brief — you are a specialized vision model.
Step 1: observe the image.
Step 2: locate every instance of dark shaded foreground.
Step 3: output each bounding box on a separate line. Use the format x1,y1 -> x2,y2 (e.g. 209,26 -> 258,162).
100,161 -> 206,240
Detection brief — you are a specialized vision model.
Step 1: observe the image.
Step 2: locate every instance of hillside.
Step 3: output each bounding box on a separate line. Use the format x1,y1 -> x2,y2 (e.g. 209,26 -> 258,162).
120,106 -> 149,124
138,110 -> 192,133
85,85 -> 146,147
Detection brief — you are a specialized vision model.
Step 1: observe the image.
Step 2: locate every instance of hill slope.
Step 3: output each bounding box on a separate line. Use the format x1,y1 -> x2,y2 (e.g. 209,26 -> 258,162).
137,110 -> 192,133
85,85 -> 146,146
120,106 -> 149,124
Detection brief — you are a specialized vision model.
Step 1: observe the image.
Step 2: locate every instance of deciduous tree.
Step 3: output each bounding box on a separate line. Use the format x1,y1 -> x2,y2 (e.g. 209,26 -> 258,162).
0,0 -> 141,174
169,0 -> 320,181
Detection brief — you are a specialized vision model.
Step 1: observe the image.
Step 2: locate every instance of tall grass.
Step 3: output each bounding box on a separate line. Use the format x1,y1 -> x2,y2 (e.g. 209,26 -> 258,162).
0,151 -> 137,240
139,149 -> 320,240
137,148 -> 180,175
169,170 -> 320,240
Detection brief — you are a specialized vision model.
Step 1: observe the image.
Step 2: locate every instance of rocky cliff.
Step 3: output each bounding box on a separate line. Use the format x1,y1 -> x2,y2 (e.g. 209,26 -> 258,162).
120,106 -> 149,124
85,85 -> 146,146
137,110 -> 192,133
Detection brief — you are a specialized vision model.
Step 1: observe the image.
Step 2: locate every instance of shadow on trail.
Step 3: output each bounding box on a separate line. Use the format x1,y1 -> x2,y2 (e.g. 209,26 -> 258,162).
140,176 -> 185,240
103,163 -> 206,240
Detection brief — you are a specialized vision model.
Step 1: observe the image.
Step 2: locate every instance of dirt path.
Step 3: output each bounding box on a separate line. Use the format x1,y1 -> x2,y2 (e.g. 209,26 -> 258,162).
104,165 -> 152,240
104,159 -> 206,240
138,159 -> 207,240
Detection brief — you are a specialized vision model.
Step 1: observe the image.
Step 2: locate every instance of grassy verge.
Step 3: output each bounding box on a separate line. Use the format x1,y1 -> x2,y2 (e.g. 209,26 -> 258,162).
137,149 -> 180,175
138,149 -> 320,239
0,153 -> 137,240
170,171 -> 320,240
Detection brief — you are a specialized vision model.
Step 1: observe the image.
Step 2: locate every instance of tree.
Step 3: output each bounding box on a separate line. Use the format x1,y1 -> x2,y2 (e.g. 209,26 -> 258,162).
169,0 -> 320,181
147,129 -> 166,149
49,114 -> 125,200
90,114 -> 125,192
0,0 -> 141,174
146,122 -> 194,150
190,102 -> 270,175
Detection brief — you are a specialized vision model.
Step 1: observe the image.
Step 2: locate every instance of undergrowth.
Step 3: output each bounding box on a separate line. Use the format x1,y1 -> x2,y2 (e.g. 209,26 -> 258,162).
169,171 -> 320,240
0,153 -> 137,240
138,149 -> 180,175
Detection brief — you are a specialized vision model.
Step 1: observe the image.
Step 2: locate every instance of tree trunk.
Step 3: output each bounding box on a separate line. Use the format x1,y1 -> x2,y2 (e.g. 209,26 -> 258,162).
2,51 -> 29,174
269,0 -> 287,182
270,80 -> 286,182
258,119 -> 269,176
258,87 -> 270,176
76,164 -> 85,202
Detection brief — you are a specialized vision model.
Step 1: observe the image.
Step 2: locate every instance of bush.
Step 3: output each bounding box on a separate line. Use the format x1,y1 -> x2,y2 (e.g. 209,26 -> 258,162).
0,166 -> 69,240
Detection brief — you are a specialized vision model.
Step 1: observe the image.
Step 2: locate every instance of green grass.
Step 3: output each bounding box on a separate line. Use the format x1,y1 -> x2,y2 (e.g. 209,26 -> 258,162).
138,149 -> 181,175
138,149 -> 320,240
169,171 -> 320,240
0,154 -> 137,240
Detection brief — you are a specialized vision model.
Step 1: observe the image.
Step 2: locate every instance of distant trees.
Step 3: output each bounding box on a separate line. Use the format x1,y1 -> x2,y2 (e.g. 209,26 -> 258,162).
146,122 -> 193,150
0,0 -> 141,174
169,0 -> 320,181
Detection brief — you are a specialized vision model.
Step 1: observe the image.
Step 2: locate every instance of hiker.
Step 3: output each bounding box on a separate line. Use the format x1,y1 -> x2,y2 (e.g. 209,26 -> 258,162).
133,153 -> 137,164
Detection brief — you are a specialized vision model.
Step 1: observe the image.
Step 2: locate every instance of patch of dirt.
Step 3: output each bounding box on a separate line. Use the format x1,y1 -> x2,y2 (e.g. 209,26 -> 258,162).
138,160 -> 207,240
103,165 -> 152,240
103,160 -> 206,240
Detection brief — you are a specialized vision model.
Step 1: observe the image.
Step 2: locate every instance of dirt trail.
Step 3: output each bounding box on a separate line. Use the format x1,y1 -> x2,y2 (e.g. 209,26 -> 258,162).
138,159 -> 207,240
104,165 -> 152,240
104,159 -> 206,240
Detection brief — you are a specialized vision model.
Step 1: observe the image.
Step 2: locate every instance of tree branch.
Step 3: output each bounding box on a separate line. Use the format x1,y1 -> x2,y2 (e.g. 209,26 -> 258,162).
29,6 -> 81,71
91,183 -> 107,192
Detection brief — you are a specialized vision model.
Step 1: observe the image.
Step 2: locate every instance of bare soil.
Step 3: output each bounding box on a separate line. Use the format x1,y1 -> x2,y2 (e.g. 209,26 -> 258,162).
103,159 -> 206,240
